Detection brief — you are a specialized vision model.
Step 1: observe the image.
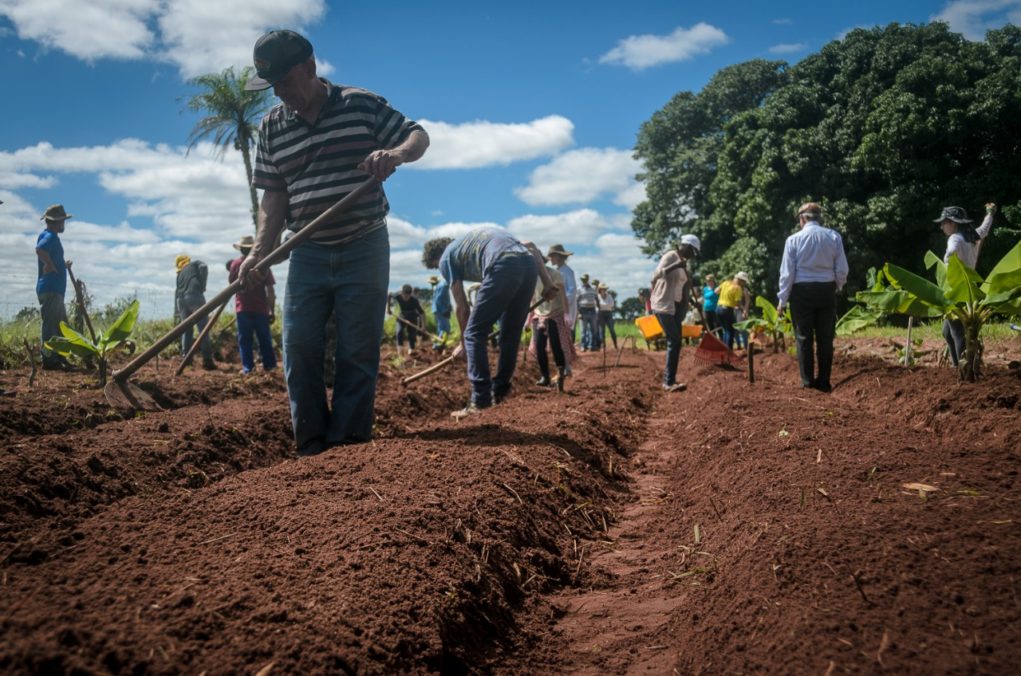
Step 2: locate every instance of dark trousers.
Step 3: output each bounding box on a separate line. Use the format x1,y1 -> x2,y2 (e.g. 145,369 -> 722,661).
38,291 -> 68,366
790,282 -> 837,390
598,310 -> 617,347
396,314 -> 421,349
465,252 -> 537,406
703,307 -> 719,334
716,306 -> 738,349
533,317 -> 565,378
655,302 -> 687,386
942,318 -> 965,367
237,311 -> 276,373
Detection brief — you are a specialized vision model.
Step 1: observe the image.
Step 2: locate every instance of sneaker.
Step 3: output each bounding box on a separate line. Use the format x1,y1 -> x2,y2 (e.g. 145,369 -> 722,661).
536,376 -> 551,387
451,402 -> 485,420
662,382 -> 687,392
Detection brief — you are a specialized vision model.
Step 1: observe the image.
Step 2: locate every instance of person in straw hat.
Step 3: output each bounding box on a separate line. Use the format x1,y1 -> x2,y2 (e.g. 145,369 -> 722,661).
546,244 -> 577,347
175,253 -> 216,370
35,204 -> 74,370
776,201 -> 849,393
228,235 -> 277,374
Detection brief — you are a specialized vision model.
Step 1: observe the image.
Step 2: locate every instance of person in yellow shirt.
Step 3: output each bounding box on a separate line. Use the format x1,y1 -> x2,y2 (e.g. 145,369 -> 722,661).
715,272 -> 750,350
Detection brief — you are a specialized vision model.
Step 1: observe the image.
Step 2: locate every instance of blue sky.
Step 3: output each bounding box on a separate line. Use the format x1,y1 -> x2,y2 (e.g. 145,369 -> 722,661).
1,0 -> 1018,318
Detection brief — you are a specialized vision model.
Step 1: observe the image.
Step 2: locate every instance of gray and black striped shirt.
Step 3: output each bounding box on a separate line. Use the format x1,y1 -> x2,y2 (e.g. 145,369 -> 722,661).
252,79 -> 423,246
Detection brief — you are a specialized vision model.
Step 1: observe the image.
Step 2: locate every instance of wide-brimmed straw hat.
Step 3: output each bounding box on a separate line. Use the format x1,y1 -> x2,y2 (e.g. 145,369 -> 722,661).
41,204 -> 72,222
735,271 -> 750,283
934,206 -> 973,224
547,243 -> 573,257
233,234 -> 256,251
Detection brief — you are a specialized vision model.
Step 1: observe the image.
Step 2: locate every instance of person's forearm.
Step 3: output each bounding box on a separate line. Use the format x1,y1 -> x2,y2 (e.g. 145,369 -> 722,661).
252,191 -> 288,261
393,129 -> 430,165
36,249 -> 56,271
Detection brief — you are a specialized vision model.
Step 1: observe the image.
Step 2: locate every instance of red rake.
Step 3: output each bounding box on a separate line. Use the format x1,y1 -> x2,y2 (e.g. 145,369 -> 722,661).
693,329 -> 742,368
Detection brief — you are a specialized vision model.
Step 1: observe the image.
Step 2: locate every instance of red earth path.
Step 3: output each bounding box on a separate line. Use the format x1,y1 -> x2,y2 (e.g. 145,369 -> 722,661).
1,337 -> 1019,673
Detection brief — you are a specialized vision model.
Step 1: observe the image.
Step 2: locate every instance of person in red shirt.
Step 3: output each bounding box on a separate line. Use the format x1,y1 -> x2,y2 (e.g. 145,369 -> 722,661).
228,235 -> 277,374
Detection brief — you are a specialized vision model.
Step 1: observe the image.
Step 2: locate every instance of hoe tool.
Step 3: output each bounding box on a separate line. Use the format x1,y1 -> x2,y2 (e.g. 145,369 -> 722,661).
175,298 -> 230,376
105,178 -> 379,410
402,298 -> 546,385
394,314 -> 444,346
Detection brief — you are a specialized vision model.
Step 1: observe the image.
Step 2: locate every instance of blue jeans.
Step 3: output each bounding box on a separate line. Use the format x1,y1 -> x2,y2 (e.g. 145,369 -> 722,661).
655,302 -> 686,386
38,291 -> 67,366
435,312 -> 451,343
178,294 -> 212,363
237,311 -> 276,373
465,252 -> 537,407
579,307 -> 598,349
283,228 -> 389,454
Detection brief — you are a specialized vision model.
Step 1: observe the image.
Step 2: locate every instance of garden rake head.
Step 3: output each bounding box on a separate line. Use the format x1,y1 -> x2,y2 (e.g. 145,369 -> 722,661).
693,330 -> 742,368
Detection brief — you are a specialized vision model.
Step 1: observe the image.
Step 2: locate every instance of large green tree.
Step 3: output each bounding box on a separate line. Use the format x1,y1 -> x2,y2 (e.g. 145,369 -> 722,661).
634,22 -> 1021,301
185,66 -> 271,229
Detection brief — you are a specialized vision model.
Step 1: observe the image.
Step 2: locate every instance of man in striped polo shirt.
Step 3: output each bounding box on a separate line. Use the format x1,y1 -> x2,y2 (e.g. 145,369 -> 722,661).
239,29 -> 429,456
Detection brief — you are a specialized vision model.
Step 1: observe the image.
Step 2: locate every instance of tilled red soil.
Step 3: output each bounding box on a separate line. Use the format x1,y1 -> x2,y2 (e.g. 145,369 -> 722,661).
1,338 -> 1019,673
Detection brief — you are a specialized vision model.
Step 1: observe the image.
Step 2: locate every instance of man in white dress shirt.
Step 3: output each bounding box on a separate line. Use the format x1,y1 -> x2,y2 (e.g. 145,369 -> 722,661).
777,202 -> 849,393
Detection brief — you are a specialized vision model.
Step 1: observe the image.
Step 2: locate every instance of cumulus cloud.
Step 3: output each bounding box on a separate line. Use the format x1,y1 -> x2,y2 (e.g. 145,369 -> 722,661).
599,23 -> 728,70
0,0 -> 326,77
768,43 -> 807,54
515,147 -> 641,207
506,209 -> 618,245
157,0 -> 327,78
412,116 -> 575,170
0,0 -> 157,61
932,0 -> 1021,40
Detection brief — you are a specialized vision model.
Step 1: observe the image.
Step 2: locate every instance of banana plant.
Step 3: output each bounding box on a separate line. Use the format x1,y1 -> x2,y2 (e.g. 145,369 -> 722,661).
45,299 -> 140,386
733,296 -> 793,352
857,241 -> 1021,381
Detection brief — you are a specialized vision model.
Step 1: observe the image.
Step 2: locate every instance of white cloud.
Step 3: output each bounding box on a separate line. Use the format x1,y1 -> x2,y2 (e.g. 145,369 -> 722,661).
412,116 -> 575,170
772,18 -> 793,25
157,0 -> 327,78
768,43 -> 808,54
613,182 -> 647,210
0,0 -> 157,61
0,171 -> 57,190
515,147 -> 641,207
932,0 -> 1021,40
506,209 -> 618,245
599,23 -> 728,70
0,0 -> 327,78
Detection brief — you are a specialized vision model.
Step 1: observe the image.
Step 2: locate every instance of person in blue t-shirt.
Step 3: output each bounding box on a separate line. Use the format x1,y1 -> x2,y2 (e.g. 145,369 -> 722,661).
428,275 -> 450,349
423,227 -> 557,419
35,204 -> 73,370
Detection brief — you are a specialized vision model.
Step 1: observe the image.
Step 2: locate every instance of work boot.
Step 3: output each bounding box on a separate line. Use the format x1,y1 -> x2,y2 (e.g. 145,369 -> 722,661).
556,367 -> 567,392
451,401 -> 485,420
202,358 -> 217,371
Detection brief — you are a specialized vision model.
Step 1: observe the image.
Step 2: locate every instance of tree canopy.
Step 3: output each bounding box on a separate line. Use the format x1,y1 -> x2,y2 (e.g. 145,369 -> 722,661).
632,22 -> 1021,301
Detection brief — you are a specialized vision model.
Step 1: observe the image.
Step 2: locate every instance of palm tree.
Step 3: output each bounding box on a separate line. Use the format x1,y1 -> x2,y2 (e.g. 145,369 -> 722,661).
185,66 -> 271,229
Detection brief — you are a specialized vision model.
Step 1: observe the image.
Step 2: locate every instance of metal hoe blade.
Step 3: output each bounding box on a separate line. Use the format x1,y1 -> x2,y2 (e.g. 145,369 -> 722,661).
104,379 -> 161,411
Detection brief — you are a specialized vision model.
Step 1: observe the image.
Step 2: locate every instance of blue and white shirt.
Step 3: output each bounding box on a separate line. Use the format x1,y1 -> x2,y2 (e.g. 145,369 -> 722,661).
777,221 -> 849,307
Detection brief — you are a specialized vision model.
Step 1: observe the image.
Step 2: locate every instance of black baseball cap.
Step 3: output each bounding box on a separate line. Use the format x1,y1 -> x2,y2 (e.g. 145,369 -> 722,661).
245,30 -> 314,91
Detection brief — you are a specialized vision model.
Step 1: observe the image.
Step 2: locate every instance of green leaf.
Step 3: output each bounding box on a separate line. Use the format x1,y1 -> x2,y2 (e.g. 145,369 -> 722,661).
883,262 -> 949,310
924,250 -> 947,288
836,305 -> 882,335
981,240 -> 1021,298
755,295 -> 778,324
44,336 -> 97,361
100,299 -> 139,354
944,255 -> 984,305
46,322 -> 99,360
